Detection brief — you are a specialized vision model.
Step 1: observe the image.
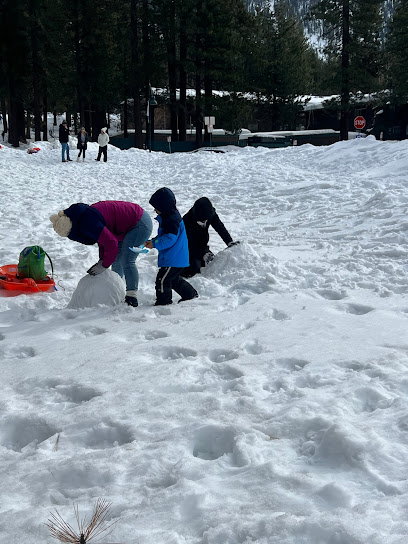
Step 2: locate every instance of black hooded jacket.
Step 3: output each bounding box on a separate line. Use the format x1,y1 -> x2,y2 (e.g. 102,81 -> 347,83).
59,124 -> 69,143
183,197 -> 233,258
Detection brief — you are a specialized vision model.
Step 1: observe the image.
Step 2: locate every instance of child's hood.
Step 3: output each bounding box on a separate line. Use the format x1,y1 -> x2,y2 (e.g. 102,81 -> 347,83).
149,187 -> 177,214
192,197 -> 215,221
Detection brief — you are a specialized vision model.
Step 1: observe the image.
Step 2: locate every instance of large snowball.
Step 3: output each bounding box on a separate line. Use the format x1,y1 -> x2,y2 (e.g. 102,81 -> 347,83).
67,269 -> 126,309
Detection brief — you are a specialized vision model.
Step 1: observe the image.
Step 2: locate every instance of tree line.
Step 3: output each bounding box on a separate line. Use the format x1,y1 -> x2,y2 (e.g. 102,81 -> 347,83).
0,0 -> 407,147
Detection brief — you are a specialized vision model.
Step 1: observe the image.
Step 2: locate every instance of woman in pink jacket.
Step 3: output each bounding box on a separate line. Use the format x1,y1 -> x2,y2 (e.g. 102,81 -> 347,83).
50,201 -> 152,307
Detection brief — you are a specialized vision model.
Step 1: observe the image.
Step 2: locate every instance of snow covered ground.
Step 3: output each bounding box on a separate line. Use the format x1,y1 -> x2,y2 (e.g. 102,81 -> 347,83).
1,136 -> 408,544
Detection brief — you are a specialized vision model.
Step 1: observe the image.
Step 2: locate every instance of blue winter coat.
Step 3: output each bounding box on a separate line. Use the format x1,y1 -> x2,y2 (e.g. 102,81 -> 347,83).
149,187 -> 189,268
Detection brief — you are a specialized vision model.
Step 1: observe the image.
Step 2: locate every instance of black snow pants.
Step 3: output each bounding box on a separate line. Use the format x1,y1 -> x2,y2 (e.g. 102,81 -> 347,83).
96,145 -> 107,162
155,266 -> 198,306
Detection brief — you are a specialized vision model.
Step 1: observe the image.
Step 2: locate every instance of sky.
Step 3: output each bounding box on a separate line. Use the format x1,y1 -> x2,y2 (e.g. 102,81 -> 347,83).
0,133 -> 408,544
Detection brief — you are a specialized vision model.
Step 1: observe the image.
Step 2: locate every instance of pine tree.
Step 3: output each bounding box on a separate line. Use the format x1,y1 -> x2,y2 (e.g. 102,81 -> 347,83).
386,0 -> 408,102
312,0 -> 383,139
243,0 -> 314,130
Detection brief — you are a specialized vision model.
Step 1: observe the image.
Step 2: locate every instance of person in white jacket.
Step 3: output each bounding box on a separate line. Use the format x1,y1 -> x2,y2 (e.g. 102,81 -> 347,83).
95,127 -> 110,162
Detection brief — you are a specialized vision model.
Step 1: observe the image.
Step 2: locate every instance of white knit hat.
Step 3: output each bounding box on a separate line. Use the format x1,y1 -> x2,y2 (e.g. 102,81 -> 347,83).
50,210 -> 72,237
101,127 -> 107,133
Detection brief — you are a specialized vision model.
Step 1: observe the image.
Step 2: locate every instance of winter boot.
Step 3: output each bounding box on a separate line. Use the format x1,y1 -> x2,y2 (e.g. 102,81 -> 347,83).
76,157 -> 80,162
125,296 -> 138,307
125,290 -> 138,307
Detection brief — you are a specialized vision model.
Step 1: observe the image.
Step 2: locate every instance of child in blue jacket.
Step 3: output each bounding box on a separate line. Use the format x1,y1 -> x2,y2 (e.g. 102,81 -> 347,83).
145,187 -> 198,306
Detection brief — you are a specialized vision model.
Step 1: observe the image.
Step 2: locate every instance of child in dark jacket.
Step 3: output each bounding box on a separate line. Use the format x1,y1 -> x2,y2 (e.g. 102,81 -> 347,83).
145,187 -> 198,306
181,197 -> 239,278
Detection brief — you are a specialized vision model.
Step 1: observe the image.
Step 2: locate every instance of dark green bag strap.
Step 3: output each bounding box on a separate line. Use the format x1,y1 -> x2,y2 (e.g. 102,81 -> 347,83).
43,250 -> 54,277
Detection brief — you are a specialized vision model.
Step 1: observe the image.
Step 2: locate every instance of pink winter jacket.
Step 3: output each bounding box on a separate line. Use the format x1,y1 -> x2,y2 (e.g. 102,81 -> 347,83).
91,201 -> 144,267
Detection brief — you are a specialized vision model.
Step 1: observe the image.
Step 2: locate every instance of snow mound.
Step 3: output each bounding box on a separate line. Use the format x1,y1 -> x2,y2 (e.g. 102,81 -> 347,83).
200,241 -> 280,294
67,269 -> 125,309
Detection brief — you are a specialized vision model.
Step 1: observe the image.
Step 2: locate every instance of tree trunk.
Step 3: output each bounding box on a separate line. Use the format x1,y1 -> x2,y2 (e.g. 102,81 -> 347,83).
131,0 -> 143,148
8,97 -> 19,147
204,73 -> 212,141
178,16 -> 187,142
1,98 -> 7,136
195,4 -> 203,146
167,0 -> 178,141
340,0 -> 350,141
42,91 -> 48,141
123,96 -> 128,138
150,105 -> 155,150
18,102 -> 27,143
26,110 -> 31,139
30,0 -> 41,142
195,73 -> 202,146
74,0 -> 85,127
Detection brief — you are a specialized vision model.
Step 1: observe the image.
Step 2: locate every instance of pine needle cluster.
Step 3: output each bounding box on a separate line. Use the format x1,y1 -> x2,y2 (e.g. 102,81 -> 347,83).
45,498 -> 119,544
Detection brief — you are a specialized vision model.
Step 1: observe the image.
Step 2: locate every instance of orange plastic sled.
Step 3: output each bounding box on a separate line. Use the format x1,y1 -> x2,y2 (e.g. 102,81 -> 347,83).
0,264 -> 56,295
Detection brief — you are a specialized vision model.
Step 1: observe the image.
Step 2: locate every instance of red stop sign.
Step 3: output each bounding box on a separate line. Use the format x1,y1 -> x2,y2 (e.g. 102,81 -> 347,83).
354,116 -> 366,130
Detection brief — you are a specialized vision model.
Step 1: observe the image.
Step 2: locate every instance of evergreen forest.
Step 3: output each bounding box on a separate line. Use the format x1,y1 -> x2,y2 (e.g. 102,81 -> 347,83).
0,0 -> 407,147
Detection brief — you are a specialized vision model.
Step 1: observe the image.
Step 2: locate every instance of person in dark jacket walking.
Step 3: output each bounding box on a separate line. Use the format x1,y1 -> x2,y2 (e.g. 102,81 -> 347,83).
59,121 -> 72,162
145,187 -> 198,306
181,197 -> 239,278
76,127 -> 89,162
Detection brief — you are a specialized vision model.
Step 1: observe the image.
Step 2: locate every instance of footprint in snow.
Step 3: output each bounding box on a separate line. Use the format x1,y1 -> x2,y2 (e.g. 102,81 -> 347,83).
317,289 -> 347,301
55,326 -> 108,340
0,414 -> 57,452
345,303 -> 375,315
352,386 -> 392,413
209,348 -> 240,363
264,309 -> 291,321
79,326 -> 108,337
52,383 -> 102,404
243,339 -> 264,355
65,419 -> 134,450
144,330 -> 169,340
192,425 -> 236,461
47,465 -> 114,491
160,346 -> 198,360
4,346 -> 36,359
16,378 -> 102,405
276,357 -> 310,371
213,363 -> 244,381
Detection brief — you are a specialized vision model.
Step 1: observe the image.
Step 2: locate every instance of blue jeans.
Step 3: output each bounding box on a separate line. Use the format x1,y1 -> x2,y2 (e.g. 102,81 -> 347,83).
61,142 -> 70,161
111,210 -> 153,291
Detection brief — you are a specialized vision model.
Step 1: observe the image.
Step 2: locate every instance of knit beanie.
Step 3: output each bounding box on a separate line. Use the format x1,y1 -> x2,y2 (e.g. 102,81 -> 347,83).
50,210 -> 73,237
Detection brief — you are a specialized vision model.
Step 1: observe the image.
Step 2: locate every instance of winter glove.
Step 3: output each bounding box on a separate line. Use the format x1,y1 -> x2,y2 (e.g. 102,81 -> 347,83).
87,260 -> 107,276
227,241 -> 240,248
203,250 -> 215,265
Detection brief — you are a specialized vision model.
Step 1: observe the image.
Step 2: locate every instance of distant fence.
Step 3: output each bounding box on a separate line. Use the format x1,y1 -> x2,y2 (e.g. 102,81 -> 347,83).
110,130 -> 342,153
110,134 -> 239,153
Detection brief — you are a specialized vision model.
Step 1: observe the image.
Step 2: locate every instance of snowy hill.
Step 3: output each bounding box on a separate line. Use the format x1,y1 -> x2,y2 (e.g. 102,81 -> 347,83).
1,136 -> 408,543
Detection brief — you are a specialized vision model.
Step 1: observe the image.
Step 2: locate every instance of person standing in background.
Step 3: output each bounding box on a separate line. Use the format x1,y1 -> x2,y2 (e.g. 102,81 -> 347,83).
59,121 -> 71,162
95,127 -> 109,162
76,127 -> 89,162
